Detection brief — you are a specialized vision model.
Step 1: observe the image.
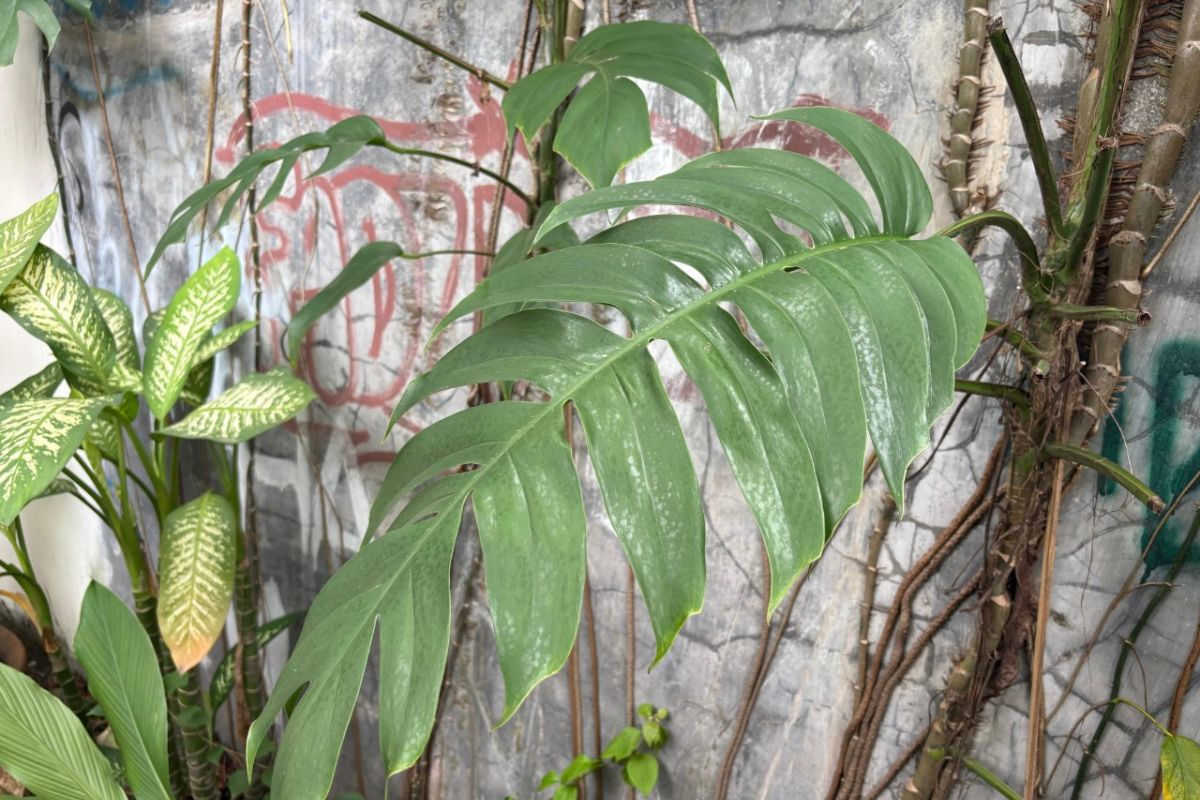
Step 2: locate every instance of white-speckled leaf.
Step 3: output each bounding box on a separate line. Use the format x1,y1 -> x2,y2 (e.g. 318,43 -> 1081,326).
192,320 -> 256,367
0,194 -> 57,294
157,493 -> 236,672
161,370 -> 314,444
0,362 -> 63,409
0,246 -> 116,396
143,247 -> 240,419
0,397 -> 107,525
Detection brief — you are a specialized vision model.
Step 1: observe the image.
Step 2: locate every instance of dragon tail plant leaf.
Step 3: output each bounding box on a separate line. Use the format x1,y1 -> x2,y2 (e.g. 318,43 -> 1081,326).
248,106 -> 987,798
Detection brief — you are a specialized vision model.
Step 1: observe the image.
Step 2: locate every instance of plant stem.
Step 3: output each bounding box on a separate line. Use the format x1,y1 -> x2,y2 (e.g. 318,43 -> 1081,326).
1046,302 -> 1149,325
358,10 -> 513,90
378,142 -> 532,206
1070,0 -> 1200,441
0,523 -> 88,717
985,319 -> 1044,363
174,669 -> 219,800
987,18 -> 1063,235
927,749 -> 1022,800
954,378 -> 1030,410
943,0 -> 990,218
1043,442 -> 1163,512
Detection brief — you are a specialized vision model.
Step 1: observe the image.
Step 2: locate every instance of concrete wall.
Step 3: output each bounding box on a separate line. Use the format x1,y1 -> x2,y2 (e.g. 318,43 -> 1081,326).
3,0 -> 1200,797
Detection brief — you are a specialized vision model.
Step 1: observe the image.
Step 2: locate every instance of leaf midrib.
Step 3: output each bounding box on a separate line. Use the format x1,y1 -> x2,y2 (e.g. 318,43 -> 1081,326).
407,232 -> 903,540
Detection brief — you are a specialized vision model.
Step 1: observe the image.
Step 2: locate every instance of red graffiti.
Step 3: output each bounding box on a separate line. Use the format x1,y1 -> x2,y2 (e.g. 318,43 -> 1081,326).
217,77 -> 887,463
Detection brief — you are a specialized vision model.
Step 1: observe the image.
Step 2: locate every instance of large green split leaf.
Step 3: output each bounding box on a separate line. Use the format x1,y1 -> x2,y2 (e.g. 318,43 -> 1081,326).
75,583 -> 172,800
1163,734 -> 1200,800
156,493 -> 236,672
503,20 -> 733,188
160,370 -> 315,444
143,247 -> 240,419
0,193 -> 57,291
1,245 -> 117,396
251,106 -> 986,797
0,0 -> 90,65
0,396 -> 107,524
0,662 -> 123,800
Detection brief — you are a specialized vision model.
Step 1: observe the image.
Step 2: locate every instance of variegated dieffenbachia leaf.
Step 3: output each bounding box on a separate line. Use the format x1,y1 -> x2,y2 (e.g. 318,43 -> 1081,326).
156,493 -> 236,672
0,362 -> 62,409
143,247 -> 240,419
0,245 -> 116,396
193,319 -> 256,366
160,370 -> 315,444
90,288 -> 141,418
0,397 -> 107,524
0,194 -> 57,292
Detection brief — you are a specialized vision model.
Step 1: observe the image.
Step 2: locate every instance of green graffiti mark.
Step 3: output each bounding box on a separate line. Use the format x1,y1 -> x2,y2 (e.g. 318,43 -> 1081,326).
1099,339 -> 1200,570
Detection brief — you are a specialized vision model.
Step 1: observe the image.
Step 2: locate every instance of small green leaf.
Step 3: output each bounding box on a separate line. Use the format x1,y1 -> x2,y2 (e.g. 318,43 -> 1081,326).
286,241 -> 406,366
641,720 -> 666,749
156,493 -> 236,672
0,397 -> 107,525
143,247 -> 240,419
559,754 -> 602,784
0,662 -> 124,800
502,21 -> 732,188
0,193 -> 57,292
623,753 -> 658,796
602,727 -> 642,762
538,770 -> 560,790
160,370 -> 315,444
1163,734 -> 1200,800
552,786 -> 578,800
636,703 -> 654,719
74,583 -> 172,800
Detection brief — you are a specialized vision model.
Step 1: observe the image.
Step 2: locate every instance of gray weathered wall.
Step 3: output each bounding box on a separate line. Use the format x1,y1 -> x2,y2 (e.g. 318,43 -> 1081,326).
13,0 -> 1200,796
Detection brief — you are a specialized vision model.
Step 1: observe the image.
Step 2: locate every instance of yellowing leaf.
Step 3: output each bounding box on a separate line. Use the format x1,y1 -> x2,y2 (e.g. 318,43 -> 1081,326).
157,493 -> 236,672
1163,734 -> 1200,800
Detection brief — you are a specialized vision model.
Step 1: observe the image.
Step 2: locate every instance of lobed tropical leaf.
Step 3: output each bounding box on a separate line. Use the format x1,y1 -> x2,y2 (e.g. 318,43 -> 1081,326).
255,107 -> 986,797
160,370 -> 315,444
0,245 -> 117,396
0,661 -> 123,800
75,583 -> 173,800
0,193 -> 57,292
503,20 -> 733,188
156,493 -> 236,672
142,247 -> 240,419
0,397 -> 108,525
